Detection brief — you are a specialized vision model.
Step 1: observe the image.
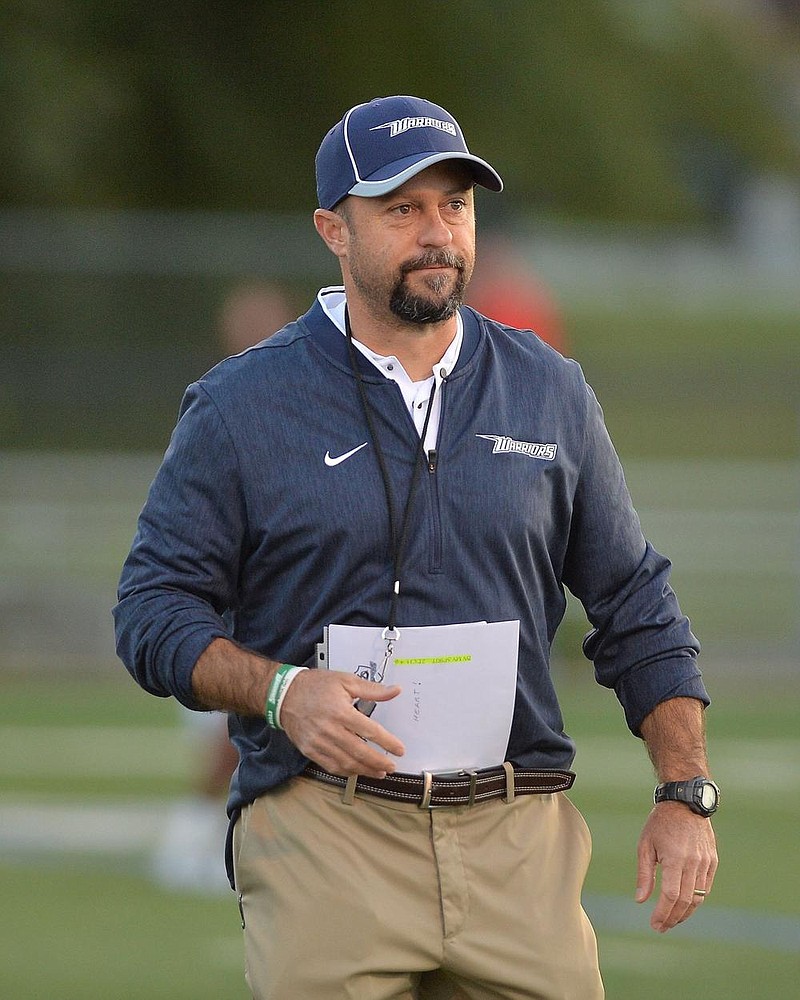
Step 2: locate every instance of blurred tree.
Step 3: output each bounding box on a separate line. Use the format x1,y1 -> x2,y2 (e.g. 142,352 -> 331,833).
0,0 -> 797,224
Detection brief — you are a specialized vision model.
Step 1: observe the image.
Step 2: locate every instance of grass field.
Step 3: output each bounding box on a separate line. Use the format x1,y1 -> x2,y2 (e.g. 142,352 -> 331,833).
1,671 -> 797,999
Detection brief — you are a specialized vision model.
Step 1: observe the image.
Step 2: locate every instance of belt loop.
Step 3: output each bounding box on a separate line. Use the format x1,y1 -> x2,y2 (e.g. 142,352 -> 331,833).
502,761 -> 515,803
419,771 -> 433,809
466,769 -> 478,807
342,774 -> 358,806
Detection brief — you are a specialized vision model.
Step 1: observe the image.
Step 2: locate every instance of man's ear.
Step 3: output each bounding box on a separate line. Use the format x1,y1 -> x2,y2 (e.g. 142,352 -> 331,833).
313,208 -> 349,259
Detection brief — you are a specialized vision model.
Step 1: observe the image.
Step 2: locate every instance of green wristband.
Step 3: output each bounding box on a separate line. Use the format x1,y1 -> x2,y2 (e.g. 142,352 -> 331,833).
265,663 -> 304,730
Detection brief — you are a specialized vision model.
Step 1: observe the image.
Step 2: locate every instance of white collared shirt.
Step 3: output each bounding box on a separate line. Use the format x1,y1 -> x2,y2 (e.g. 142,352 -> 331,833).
318,287 -> 462,455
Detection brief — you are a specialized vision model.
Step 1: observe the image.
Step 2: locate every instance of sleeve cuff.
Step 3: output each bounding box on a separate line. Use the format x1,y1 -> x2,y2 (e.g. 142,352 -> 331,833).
617,663 -> 710,737
170,627 -> 230,711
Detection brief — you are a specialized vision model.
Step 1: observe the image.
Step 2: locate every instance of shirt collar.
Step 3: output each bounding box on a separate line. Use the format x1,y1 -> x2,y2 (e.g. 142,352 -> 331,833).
317,286 -> 463,382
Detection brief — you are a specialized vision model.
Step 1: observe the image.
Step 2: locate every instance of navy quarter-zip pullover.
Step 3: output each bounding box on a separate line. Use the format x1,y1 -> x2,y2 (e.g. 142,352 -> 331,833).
114,296 -> 706,815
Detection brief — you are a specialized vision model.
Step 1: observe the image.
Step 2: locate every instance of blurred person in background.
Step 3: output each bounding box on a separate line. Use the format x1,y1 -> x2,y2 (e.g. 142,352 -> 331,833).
116,96 -> 718,999
218,281 -> 300,355
466,235 -> 568,354
152,280 -> 296,894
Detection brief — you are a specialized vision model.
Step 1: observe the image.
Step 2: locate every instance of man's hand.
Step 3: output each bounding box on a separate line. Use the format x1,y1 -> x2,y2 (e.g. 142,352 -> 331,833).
635,801 -> 718,933
280,668 -> 405,778
191,638 -> 405,778
635,696 -> 719,932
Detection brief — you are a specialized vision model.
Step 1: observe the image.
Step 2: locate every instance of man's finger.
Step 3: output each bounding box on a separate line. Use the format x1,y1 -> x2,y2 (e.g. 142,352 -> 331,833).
652,865 -> 704,932
635,838 -> 657,903
344,675 -> 402,701
348,704 -> 406,759
650,877 -> 680,932
317,726 -> 402,778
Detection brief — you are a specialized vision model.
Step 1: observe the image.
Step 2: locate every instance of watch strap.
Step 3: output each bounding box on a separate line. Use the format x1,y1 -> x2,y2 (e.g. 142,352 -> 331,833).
654,776 -> 719,816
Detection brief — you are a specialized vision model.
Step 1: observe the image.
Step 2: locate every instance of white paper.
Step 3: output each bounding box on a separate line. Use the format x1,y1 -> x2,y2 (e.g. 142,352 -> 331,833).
326,620 -> 519,773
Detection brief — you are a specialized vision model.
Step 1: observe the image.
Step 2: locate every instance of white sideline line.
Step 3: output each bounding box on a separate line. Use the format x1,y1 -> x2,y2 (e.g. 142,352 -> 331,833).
2,728 -> 797,792
3,503 -> 795,569
571,736 -> 800,793
0,726 -> 189,778
584,894 -> 800,955
0,800 -> 165,852
0,799 -> 797,955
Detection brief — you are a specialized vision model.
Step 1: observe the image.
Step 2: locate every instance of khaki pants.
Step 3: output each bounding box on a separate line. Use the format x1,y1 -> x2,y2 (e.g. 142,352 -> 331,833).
233,775 -> 603,1000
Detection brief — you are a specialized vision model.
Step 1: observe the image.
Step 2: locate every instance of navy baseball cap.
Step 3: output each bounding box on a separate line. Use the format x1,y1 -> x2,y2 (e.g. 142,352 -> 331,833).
316,95 -> 503,210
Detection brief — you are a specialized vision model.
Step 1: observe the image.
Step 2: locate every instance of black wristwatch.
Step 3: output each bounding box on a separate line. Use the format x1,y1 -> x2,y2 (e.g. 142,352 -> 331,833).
653,776 -> 720,817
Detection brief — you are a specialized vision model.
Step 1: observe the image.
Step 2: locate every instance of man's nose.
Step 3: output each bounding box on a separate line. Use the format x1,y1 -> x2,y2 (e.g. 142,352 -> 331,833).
417,209 -> 452,247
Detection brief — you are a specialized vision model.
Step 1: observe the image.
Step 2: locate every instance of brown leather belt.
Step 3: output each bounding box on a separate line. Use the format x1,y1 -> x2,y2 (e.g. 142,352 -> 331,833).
303,763 -> 575,809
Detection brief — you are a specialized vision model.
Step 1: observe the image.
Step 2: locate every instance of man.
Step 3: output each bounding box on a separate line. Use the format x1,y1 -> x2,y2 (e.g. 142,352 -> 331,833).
115,95 -> 719,1000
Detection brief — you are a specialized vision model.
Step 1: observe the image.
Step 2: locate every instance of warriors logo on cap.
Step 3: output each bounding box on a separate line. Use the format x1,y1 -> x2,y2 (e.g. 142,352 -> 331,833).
316,95 -> 503,210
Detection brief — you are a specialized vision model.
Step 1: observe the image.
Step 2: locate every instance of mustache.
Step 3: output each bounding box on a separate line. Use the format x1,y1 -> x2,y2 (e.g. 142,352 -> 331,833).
400,249 -> 465,274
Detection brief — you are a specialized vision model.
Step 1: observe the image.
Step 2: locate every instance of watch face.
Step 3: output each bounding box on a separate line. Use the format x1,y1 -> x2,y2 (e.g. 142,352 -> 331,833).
700,782 -> 718,811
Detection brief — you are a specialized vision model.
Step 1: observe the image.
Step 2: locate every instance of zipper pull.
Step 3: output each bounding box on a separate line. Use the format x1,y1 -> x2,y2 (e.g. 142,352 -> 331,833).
427,449 -> 437,473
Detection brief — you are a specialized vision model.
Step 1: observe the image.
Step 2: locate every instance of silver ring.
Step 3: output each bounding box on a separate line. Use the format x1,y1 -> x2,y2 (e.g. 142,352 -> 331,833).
693,888 -> 707,897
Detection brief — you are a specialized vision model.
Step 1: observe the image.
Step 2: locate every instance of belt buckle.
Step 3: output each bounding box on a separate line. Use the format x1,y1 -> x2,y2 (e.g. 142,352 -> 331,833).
465,768 -> 478,806
419,769 -> 479,809
419,771 -> 434,809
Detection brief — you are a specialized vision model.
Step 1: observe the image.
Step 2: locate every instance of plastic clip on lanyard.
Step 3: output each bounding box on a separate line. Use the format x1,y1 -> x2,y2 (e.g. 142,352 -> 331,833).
345,309 -> 438,717
354,625 -> 400,718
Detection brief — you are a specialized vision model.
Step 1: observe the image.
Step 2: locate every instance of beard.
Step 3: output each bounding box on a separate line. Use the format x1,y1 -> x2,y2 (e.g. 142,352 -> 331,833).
388,249 -> 470,324
348,242 -> 472,327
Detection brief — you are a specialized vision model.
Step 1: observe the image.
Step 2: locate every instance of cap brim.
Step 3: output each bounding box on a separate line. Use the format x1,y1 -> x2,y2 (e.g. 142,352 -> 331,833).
347,151 -> 503,198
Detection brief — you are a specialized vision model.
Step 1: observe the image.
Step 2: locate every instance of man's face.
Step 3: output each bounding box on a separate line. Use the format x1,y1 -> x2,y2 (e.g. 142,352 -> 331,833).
340,162 -> 476,327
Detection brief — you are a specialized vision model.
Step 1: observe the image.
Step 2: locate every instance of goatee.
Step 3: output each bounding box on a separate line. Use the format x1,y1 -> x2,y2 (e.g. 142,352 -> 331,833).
389,249 -> 469,324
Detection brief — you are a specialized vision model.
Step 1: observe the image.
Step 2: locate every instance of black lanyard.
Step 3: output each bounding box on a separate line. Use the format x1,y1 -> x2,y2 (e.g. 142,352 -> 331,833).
344,308 -> 438,634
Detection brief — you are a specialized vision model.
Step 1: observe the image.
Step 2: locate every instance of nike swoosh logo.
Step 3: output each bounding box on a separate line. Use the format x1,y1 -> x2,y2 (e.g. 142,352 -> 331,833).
324,442 -> 369,467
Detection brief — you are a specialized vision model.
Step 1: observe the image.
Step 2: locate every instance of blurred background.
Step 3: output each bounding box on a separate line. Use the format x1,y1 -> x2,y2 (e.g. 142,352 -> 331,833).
1,2 -> 798,998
